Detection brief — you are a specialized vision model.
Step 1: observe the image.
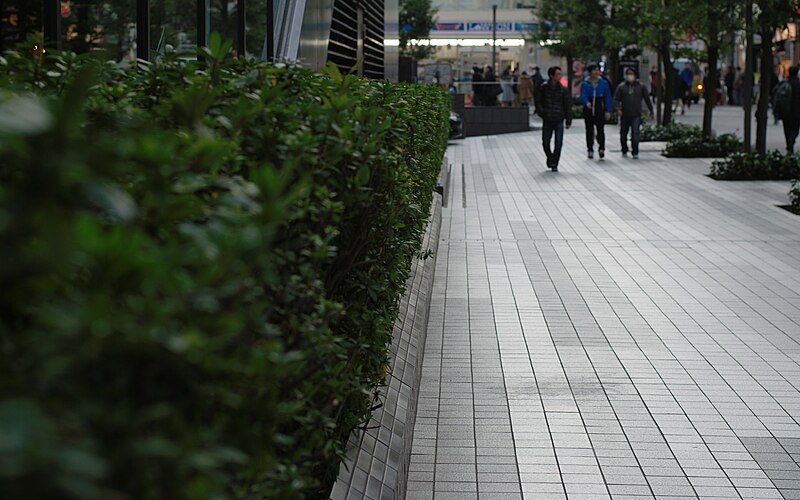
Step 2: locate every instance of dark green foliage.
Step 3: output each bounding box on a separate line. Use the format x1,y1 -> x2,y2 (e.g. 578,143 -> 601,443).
641,122 -> 701,142
663,133 -> 741,158
400,0 -> 438,60
790,180 -> 800,214
0,42 -> 449,499
709,151 -> 800,180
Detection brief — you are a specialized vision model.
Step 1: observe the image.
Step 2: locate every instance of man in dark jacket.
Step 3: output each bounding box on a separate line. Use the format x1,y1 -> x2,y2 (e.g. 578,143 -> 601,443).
780,66 -> 800,153
471,66 -> 484,106
724,67 -> 736,105
483,65 -> 499,106
534,66 -> 572,172
614,67 -> 654,159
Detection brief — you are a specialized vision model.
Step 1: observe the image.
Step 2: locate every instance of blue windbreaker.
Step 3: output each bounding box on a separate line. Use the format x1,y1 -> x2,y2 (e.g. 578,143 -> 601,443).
580,77 -> 613,113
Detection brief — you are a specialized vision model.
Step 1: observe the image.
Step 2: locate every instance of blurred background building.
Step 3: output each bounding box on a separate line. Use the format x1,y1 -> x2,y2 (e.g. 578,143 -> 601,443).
2,0 -> 398,80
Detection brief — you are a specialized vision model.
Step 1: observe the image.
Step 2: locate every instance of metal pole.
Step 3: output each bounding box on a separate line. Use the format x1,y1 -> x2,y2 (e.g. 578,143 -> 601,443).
237,0 -> 246,56
266,0 -> 275,61
744,1 -> 753,152
492,5 -> 497,73
42,0 -> 62,50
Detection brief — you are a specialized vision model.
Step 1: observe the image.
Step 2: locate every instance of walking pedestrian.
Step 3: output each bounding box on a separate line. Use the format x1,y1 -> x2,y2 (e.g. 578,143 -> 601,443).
680,63 -> 694,110
580,63 -> 612,160
484,65 -> 499,107
471,66 -> 483,106
735,68 -> 744,107
724,67 -> 736,105
500,67 -> 514,107
614,67 -> 654,160
773,65 -> 800,153
672,67 -> 686,115
518,71 -> 534,106
534,66 -> 572,172
650,66 -> 658,99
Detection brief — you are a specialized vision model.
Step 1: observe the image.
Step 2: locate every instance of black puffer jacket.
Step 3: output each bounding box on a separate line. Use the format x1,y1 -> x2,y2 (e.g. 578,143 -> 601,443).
535,81 -> 572,125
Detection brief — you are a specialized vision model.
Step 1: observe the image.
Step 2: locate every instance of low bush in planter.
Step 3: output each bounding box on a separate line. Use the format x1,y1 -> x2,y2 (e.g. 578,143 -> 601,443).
663,133 -> 742,158
709,151 -> 800,180
0,38 -> 449,499
641,122 -> 701,142
790,180 -> 800,214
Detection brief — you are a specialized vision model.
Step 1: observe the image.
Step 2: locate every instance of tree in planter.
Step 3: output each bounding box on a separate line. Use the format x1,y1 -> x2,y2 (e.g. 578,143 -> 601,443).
532,0 -> 640,88
687,0 -> 740,139
532,0 -> 606,86
754,0 -> 795,154
400,0 -> 437,60
629,0 -> 693,125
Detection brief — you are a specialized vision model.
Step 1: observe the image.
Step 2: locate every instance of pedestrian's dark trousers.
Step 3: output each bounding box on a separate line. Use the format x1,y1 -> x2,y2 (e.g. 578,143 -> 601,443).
783,117 -> 799,153
584,109 -> 605,152
542,119 -> 565,167
620,116 -> 642,155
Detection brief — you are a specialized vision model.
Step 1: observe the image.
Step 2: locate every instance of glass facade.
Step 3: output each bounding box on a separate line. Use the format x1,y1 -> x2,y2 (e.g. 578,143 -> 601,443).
151,0 -> 198,56
1,1 -> 41,50
58,1 -> 136,60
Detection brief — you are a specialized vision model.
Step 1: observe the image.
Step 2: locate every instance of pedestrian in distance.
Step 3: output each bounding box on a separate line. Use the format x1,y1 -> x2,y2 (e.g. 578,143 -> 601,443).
580,63 -> 612,160
483,65 -> 499,107
650,66 -> 658,99
680,63 -> 694,110
614,67 -> 654,160
471,66 -> 483,106
518,71 -> 534,107
672,67 -> 686,115
531,66 -> 544,113
534,66 -> 572,172
772,65 -> 800,154
724,67 -> 736,105
500,67 -> 514,107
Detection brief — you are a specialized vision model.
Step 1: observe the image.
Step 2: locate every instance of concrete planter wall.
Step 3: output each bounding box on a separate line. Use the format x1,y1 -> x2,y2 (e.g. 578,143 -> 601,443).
463,106 -> 530,137
329,192 -> 443,500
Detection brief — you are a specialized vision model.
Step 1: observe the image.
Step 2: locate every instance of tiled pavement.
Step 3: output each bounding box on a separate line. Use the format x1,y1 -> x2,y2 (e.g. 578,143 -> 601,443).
407,126 -> 800,500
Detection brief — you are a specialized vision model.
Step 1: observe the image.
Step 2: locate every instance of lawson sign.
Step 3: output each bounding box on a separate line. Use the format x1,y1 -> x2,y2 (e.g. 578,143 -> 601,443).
431,22 -> 537,32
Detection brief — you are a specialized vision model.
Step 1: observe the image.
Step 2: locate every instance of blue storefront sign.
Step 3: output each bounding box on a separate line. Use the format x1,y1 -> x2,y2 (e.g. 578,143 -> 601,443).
430,21 -> 538,32
467,22 -> 513,32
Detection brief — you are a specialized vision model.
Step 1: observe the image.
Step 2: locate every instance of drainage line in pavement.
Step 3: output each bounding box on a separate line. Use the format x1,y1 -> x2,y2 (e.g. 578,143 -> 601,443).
461,164 -> 466,208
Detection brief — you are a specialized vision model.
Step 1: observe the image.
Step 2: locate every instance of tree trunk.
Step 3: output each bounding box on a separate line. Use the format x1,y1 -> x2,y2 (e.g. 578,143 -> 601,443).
756,27 -> 772,155
702,45 -> 720,138
702,14 -> 719,139
659,40 -> 673,125
608,50 -> 620,88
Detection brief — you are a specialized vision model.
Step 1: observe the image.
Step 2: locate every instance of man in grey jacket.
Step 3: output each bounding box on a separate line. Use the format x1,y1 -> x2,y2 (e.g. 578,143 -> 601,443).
614,67 -> 654,159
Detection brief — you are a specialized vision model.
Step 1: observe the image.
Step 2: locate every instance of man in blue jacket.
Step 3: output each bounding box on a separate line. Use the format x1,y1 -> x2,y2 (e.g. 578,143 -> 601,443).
581,64 -> 612,159
680,63 -> 694,111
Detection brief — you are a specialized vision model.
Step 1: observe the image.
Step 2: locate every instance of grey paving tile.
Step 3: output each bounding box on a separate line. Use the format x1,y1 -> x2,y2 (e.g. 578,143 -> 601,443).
407,129 -> 798,500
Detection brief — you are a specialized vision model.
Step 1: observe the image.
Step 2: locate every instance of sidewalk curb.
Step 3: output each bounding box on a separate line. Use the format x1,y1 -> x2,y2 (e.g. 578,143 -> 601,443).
329,191 -> 443,500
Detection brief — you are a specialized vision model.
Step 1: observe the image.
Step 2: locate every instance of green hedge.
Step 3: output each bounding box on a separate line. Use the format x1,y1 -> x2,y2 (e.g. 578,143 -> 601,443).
0,39 -> 449,499
790,181 -> 800,214
663,133 -> 741,158
709,151 -> 800,180
641,122 -> 700,142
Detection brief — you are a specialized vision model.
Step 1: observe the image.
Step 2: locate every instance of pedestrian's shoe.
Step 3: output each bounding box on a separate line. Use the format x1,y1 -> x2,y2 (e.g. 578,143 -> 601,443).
588,151 -> 594,159
599,150 -> 605,160
552,166 -> 558,172
622,151 -> 628,157
632,154 -> 638,159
